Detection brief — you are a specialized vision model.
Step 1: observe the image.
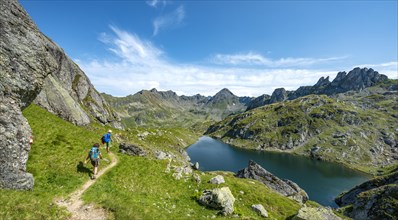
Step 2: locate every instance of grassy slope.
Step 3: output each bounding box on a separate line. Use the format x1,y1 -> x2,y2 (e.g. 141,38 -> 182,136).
0,104 -> 301,219
207,82 -> 398,174
82,156 -> 300,219
0,104 -> 108,219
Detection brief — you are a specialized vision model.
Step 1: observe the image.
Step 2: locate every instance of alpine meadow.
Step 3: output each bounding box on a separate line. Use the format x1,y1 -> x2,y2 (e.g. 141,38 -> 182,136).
1,0 -> 397,220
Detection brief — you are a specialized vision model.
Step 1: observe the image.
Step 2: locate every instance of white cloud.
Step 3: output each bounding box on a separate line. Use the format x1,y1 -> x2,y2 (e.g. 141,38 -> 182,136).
353,62 -> 398,79
153,5 -> 185,36
76,28 -> 395,98
211,52 -> 348,67
146,0 -> 168,8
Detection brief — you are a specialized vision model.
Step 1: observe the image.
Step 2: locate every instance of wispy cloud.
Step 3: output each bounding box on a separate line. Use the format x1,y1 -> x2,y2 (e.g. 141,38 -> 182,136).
146,0 -> 168,8
153,5 -> 185,36
76,28 -> 395,98
102,26 -> 163,65
353,61 -> 398,79
211,52 -> 348,67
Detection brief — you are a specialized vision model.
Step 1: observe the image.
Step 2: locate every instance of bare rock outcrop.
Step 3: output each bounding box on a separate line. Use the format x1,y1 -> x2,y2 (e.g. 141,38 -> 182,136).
33,37 -> 123,128
236,160 -> 308,203
335,171 -> 398,220
0,0 -> 59,189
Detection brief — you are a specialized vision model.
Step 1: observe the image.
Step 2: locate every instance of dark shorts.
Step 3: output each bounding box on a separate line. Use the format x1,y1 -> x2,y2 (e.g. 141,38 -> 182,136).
90,158 -> 99,167
106,142 -> 111,148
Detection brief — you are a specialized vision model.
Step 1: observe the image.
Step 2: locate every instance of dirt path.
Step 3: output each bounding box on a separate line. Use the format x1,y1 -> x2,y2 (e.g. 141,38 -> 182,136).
56,152 -> 118,220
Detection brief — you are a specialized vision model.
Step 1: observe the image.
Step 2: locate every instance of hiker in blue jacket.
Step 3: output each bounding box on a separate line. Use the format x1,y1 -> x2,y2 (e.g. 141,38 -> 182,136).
102,130 -> 112,153
84,143 -> 103,179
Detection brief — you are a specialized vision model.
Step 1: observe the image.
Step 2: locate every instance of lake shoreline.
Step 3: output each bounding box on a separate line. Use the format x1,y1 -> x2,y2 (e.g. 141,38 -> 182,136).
206,135 -> 377,176
187,136 -> 371,207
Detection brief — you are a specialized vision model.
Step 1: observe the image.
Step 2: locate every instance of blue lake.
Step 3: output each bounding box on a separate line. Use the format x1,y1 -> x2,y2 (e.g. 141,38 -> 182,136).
186,136 -> 370,207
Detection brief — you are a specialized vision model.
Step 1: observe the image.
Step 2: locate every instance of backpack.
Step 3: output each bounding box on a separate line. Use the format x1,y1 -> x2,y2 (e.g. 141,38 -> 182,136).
101,135 -> 106,144
89,147 -> 99,160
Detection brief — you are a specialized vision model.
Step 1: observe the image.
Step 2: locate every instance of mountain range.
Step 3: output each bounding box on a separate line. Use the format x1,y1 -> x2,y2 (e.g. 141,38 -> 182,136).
0,0 -> 397,219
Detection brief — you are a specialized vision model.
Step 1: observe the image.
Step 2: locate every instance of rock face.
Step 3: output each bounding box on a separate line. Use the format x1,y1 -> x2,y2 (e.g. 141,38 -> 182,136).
236,160 -> 308,203
293,206 -> 341,220
270,88 -> 288,104
0,0 -> 124,189
0,0 -> 61,189
118,143 -> 146,156
33,39 -> 122,128
335,171 -> 398,220
199,187 -> 235,215
246,94 -> 270,111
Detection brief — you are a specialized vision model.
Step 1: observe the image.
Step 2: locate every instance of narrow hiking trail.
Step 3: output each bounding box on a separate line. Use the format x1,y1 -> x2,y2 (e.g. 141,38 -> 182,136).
56,152 -> 118,220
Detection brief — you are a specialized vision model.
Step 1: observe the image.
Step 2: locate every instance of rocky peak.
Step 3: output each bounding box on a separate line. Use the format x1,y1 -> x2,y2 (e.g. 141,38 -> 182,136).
314,76 -> 330,87
270,88 -> 288,104
247,68 -> 389,110
214,88 -> 236,99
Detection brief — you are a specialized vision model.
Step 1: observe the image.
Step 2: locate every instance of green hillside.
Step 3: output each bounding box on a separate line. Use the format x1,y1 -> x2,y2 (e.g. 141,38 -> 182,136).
102,90 -> 211,129
0,104 -> 304,219
206,80 -> 398,174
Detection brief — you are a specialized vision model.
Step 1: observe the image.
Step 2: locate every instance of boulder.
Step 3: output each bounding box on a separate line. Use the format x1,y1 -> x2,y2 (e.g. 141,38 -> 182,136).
193,162 -> 200,170
251,204 -> 268,218
235,160 -> 308,203
293,206 -> 341,220
118,143 -> 146,156
155,150 -> 173,160
199,187 -> 235,215
209,175 -> 225,184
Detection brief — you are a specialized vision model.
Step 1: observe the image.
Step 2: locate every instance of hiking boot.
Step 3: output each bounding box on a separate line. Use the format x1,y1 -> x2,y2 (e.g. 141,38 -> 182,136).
91,175 -> 96,180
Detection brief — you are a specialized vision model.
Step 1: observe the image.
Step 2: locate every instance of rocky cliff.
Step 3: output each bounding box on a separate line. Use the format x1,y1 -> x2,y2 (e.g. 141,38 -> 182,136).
34,55 -> 123,128
335,170 -> 398,220
0,0 -> 59,189
0,0 -> 122,190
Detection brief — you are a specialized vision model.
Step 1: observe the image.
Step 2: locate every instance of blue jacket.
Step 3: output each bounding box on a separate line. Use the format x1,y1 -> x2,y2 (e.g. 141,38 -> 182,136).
104,133 -> 111,143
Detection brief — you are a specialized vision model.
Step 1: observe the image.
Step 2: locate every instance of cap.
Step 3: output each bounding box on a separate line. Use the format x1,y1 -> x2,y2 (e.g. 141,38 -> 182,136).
108,129 -> 112,133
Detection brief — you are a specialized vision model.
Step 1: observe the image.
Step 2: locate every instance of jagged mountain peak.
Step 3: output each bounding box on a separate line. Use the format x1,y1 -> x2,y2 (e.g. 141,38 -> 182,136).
213,88 -> 237,98
247,67 -> 389,110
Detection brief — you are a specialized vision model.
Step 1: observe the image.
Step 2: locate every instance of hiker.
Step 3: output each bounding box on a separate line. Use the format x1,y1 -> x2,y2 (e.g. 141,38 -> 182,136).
102,130 -> 112,153
84,143 -> 102,179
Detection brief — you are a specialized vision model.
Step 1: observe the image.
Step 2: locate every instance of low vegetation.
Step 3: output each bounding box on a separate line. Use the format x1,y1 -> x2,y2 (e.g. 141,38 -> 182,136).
0,104 -> 303,219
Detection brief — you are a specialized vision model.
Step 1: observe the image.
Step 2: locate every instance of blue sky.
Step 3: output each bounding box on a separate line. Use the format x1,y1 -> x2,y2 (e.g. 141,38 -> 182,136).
20,0 -> 398,97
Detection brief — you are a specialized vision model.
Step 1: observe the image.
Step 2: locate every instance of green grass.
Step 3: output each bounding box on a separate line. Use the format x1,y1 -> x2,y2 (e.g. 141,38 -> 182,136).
83,155 -> 301,219
1,104 -> 303,219
0,104 -> 112,219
